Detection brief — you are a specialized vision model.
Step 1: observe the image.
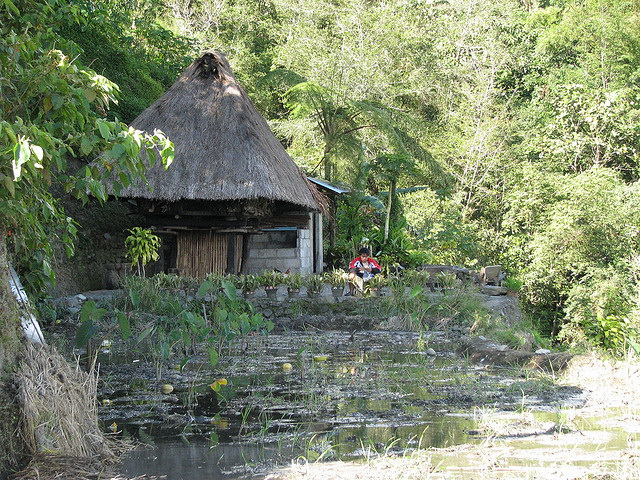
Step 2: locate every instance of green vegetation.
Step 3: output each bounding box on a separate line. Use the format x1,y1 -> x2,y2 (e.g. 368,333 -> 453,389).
125,227 -> 161,276
2,0 -> 640,434
105,276 -> 274,375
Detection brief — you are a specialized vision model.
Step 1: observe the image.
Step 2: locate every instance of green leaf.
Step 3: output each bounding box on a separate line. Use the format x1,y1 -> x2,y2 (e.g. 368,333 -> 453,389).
75,319 -> 98,348
2,0 -> 20,15
83,88 -> 97,103
214,308 -> 228,323
110,143 -> 126,159
137,325 -> 155,343
179,357 -> 191,372
97,121 -> 111,140
88,179 -> 106,200
1,174 -> 15,196
51,94 -> 64,110
221,280 -> 237,300
196,280 -> 215,299
116,310 -> 131,340
129,288 -> 140,307
627,339 -> 640,355
208,345 -> 219,366
409,286 -> 423,298
80,136 -> 93,155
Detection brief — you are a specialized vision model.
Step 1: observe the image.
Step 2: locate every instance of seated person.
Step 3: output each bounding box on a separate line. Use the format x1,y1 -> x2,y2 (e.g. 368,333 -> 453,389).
347,247 -> 381,295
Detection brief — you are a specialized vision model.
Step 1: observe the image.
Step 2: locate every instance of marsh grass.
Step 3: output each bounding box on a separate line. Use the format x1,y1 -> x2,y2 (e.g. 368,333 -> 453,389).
17,343 -> 107,458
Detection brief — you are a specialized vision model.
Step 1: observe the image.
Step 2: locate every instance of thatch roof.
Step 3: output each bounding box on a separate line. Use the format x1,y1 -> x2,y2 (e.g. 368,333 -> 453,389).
119,50 -> 319,211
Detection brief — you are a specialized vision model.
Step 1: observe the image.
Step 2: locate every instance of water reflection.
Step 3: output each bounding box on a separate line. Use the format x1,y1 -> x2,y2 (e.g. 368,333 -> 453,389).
106,330 -> 582,479
121,440 -> 286,479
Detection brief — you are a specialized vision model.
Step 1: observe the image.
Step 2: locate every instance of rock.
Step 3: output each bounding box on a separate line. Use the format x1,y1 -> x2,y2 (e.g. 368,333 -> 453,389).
481,285 -> 508,296
481,295 -> 523,327
535,348 -> 551,354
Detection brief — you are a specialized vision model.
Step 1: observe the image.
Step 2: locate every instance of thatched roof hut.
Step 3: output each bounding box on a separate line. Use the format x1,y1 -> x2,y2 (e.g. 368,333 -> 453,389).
120,50 -> 320,213
112,51 -> 324,277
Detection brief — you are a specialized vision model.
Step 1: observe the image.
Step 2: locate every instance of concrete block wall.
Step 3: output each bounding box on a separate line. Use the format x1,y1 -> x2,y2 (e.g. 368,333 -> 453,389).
243,228 -> 314,274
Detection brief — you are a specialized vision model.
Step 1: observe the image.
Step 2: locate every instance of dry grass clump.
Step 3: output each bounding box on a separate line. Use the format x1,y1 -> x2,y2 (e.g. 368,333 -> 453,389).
12,343 -> 130,480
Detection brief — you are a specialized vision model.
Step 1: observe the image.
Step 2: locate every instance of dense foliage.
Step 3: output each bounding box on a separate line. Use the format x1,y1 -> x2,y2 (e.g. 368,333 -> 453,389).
3,0 -> 640,353
0,0 -> 174,291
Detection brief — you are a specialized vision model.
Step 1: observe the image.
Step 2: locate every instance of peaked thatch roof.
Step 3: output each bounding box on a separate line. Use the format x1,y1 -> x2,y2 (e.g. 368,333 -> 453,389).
119,50 -> 319,211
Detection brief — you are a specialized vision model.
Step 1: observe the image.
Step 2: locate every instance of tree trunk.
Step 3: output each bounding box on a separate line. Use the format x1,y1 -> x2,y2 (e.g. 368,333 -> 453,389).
383,179 -> 396,244
0,227 -> 31,475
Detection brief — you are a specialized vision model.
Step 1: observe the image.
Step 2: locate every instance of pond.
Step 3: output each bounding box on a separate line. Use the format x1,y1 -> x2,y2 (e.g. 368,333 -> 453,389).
89,329 -> 585,479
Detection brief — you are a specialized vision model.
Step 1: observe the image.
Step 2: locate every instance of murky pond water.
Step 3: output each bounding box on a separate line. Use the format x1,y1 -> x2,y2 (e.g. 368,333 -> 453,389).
91,329 -> 584,479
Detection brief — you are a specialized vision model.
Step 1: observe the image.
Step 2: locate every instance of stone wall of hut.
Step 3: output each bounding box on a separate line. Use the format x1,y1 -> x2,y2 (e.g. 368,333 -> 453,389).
243,228 -> 313,274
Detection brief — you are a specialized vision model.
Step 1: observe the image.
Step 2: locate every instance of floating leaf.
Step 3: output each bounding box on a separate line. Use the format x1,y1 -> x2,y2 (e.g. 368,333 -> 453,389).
209,378 -> 227,391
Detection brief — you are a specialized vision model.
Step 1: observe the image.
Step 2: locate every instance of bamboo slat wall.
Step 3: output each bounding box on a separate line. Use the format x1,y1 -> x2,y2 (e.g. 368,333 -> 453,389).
176,231 -> 243,277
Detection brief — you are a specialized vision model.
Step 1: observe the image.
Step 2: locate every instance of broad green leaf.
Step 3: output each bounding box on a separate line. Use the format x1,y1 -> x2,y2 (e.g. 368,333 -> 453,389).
221,280 -> 237,300
83,88 -> 97,103
214,308 -> 228,323
43,96 -> 52,112
2,0 -> 20,16
409,286 -> 423,298
208,345 -> 219,366
1,175 -> 15,196
51,94 -> 64,110
115,310 -> 131,340
196,280 -> 215,299
80,136 -> 93,155
88,179 -> 106,200
128,288 -> 140,307
137,325 -> 155,343
118,171 -> 130,188
110,143 -> 125,159
75,319 -> 98,348
97,121 -> 111,140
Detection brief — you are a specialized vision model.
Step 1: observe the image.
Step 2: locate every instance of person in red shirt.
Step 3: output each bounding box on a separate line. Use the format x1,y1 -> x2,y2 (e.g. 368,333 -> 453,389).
347,247 -> 381,296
